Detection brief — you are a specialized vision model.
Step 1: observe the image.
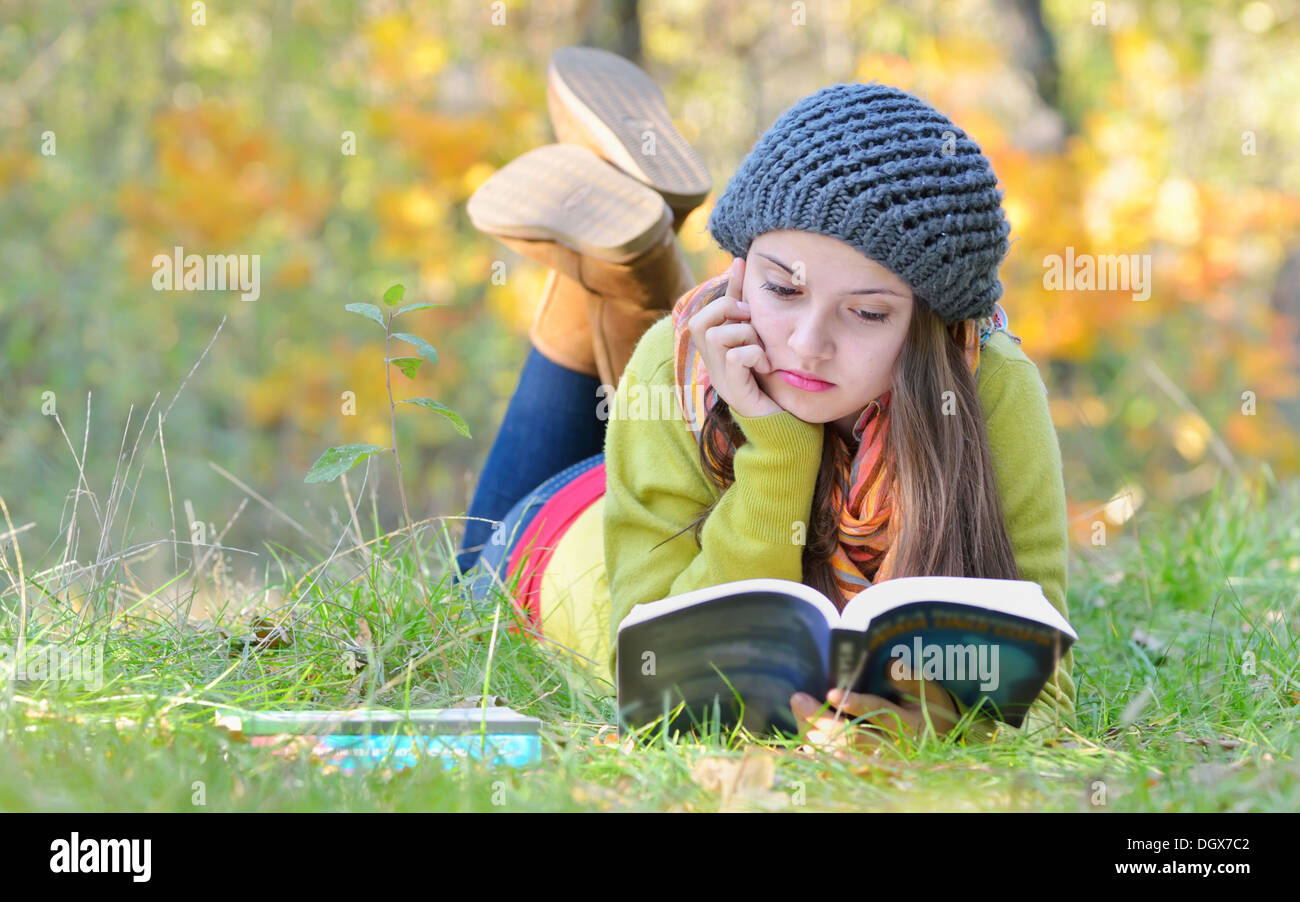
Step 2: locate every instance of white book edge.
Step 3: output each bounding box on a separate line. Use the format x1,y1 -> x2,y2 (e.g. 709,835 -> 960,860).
615,578 -> 840,633
615,575 -> 1078,641
215,706 -> 539,730
841,575 -> 1078,639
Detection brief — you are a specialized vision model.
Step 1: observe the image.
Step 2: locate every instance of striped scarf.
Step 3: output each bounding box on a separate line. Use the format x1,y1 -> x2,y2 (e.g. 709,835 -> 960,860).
671,271 -> 1017,607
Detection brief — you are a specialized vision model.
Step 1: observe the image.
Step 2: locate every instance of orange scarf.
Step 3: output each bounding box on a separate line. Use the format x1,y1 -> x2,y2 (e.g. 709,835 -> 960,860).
670,271 -> 1015,607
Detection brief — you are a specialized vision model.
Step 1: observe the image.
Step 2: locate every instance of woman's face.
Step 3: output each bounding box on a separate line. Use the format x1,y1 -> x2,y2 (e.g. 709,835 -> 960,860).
743,230 -> 914,442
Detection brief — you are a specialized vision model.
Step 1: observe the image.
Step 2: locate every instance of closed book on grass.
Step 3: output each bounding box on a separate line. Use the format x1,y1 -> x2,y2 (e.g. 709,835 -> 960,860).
215,706 -> 542,772
616,576 -> 1077,739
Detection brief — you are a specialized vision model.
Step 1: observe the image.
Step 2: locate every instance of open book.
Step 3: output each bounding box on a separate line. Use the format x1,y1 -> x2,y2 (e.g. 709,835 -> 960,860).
615,576 -> 1077,738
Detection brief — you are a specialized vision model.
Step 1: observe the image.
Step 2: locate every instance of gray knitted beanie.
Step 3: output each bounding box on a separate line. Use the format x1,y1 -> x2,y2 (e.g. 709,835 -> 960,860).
707,82 -> 1012,324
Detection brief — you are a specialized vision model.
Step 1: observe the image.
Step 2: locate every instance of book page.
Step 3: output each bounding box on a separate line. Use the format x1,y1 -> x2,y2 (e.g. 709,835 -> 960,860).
839,575 -> 1077,637
614,577 -> 842,632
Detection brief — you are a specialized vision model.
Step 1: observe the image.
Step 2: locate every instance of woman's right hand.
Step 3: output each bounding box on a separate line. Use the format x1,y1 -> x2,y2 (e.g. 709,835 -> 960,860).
687,257 -> 784,419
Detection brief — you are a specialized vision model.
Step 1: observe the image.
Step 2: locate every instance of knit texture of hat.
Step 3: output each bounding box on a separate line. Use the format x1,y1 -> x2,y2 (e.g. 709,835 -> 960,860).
707,82 -> 1011,324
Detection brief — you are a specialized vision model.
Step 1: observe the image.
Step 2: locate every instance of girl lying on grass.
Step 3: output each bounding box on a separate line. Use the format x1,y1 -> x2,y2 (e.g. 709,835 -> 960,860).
456,50 -> 1076,757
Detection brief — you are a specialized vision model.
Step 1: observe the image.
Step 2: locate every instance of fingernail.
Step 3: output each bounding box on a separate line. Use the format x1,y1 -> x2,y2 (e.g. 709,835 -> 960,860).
736,300 -> 748,311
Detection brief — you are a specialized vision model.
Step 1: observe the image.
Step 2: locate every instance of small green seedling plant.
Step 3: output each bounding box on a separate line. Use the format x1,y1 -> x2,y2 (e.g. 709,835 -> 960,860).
304,283 -> 471,606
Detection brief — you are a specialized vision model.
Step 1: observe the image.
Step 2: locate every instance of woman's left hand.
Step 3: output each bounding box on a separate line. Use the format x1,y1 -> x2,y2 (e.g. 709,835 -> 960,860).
789,667 -> 960,759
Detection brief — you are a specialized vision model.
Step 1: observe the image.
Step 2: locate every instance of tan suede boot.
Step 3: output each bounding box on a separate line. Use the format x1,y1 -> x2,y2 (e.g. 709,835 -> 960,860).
527,269 -> 599,378
468,143 -> 694,388
543,47 -> 710,385
545,46 -> 710,234
494,220 -> 695,390
468,45 -> 710,388
509,224 -> 695,389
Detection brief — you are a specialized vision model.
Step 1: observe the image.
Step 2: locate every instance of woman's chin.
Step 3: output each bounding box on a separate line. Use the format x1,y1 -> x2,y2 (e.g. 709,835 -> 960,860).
766,381 -> 834,421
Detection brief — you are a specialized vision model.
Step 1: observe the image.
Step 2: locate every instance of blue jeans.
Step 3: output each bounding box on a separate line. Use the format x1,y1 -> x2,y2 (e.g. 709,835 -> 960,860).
454,347 -> 608,579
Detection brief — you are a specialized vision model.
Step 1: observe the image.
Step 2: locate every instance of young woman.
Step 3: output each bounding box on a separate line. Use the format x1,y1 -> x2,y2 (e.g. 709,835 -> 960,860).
456,48 -> 1076,754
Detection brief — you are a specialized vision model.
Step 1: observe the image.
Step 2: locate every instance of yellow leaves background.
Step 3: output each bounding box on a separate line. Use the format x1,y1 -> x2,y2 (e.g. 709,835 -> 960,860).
6,0 -> 1298,563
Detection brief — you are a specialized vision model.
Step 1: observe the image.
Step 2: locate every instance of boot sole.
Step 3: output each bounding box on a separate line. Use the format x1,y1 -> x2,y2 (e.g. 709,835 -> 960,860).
547,46 -> 710,214
467,144 -> 671,263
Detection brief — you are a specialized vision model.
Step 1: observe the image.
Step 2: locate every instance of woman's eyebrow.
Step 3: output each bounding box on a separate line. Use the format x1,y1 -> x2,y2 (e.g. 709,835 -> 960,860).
755,252 -> 908,299
848,287 -> 908,299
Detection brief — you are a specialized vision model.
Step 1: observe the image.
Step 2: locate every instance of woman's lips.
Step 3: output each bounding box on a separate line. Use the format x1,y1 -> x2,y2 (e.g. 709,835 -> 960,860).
778,370 -> 835,392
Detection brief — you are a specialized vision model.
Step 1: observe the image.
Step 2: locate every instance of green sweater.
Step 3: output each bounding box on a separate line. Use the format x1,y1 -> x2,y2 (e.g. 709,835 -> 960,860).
602,313 -> 1077,743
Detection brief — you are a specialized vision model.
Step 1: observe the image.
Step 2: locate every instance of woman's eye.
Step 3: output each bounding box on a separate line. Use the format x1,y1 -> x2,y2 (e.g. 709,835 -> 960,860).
762,280 -> 887,323
761,280 -> 798,297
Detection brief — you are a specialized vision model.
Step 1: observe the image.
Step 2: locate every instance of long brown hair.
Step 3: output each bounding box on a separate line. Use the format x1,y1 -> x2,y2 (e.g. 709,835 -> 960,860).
654,278 -> 1021,610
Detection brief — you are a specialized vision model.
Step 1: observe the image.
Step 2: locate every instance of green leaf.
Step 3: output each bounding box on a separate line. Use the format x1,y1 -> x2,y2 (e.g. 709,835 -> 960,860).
398,398 -> 471,438
392,333 -> 438,364
304,444 -> 387,483
388,357 -> 422,379
345,303 -> 385,327
382,284 -> 405,306
395,302 -> 440,316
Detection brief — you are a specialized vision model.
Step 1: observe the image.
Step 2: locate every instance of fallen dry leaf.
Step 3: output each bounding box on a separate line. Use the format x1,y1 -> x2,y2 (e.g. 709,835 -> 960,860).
1173,731 -> 1243,750
355,617 -> 373,647
690,747 -> 790,811
224,617 -> 292,652
589,731 -> 621,749
251,616 -> 293,648
340,618 -> 375,671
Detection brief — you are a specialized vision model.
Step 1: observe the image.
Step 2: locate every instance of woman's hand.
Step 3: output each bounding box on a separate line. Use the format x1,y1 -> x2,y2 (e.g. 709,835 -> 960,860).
687,257 -> 783,419
789,665 -> 961,760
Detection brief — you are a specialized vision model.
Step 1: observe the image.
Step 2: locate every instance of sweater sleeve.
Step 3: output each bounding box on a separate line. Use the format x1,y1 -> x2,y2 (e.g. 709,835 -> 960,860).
603,342 -> 824,679
955,354 -> 1078,744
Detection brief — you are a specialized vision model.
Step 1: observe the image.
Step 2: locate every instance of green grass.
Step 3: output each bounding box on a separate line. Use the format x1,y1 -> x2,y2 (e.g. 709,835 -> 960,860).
1,469 -> 1297,812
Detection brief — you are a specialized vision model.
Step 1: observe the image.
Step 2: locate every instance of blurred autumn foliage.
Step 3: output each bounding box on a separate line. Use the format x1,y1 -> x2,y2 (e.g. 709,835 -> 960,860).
1,0 -> 1297,578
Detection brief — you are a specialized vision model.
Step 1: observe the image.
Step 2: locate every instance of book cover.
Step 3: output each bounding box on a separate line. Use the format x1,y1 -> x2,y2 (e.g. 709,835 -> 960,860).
216,705 -> 540,736
216,706 -> 543,771
615,576 -> 1077,739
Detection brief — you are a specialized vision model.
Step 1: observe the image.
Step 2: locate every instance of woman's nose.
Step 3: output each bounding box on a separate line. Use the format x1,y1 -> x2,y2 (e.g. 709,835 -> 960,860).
787,311 -> 834,360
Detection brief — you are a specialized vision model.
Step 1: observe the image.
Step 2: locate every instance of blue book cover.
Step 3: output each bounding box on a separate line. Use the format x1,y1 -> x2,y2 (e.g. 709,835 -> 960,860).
217,706 -> 543,771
